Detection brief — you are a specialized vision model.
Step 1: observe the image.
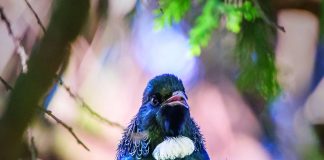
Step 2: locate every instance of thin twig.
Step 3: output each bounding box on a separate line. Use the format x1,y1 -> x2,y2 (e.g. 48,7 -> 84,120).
0,6 -> 20,46
0,76 -> 13,91
39,107 -> 90,151
0,8 -> 15,87
0,6 -> 29,72
0,77 -> 90,151
1,4 -> 122,146
2,1 -> 123,130
253,0 -> 285,32
82,102 -> 124,129
28,130 -> 38,160
30,136 -> 37,160
24,0 -> 46,33
57,77 -> 124,130
0,7 -> 15,38
1,2 -> 92,153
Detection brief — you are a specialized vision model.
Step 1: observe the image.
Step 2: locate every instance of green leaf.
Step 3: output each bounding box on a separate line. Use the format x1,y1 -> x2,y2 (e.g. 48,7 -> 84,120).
153,0 -> 279,102
190,44 -> 201,56
189,0 -> 220,55
154,0 -> 191,27
226,10 -> 243,33
235,20 -> 280,101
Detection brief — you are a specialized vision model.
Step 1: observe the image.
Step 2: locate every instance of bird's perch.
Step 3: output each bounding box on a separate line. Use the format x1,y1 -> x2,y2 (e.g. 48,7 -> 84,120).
0,0 -> 89,159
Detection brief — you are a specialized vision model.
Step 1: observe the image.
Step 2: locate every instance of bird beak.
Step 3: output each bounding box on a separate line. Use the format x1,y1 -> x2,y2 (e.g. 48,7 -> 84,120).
162,91 -> 188,109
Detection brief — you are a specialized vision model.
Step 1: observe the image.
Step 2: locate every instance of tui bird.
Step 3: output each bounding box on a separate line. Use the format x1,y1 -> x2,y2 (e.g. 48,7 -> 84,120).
117,74 -> 209,160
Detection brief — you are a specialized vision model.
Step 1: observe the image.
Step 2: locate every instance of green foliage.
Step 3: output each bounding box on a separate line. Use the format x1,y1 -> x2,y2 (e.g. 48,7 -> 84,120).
189,0 -> 220,56
154,0 -> 280,102
220,1 -> 259,33
189,1 -> 260,55
236,20 -> 280,101
155,0 -> 260,56
154,0 -> 191,30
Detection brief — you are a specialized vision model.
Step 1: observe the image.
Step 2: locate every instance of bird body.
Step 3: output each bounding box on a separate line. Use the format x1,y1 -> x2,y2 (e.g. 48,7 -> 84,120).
117,74 -> 209,160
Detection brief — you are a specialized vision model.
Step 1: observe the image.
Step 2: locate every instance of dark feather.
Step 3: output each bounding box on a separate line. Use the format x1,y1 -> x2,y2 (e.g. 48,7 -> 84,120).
117,74 -> 209,160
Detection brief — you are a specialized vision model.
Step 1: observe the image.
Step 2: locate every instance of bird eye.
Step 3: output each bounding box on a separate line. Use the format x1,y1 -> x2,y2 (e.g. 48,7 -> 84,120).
150,96 -> 160,106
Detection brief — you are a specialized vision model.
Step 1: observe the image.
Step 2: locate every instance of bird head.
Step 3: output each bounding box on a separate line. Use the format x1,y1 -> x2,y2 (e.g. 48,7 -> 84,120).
139,74 -> 190,137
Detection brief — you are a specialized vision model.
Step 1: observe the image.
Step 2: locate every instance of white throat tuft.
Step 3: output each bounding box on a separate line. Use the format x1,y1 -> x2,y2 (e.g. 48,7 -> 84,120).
152,136 -> 195,160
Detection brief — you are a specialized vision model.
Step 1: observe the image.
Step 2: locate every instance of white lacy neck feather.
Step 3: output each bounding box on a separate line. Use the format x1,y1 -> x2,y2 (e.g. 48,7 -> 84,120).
152,136 -> 195,160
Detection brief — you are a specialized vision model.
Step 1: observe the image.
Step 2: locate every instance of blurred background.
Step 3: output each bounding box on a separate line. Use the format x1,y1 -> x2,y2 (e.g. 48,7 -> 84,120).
0,0 -> 323,159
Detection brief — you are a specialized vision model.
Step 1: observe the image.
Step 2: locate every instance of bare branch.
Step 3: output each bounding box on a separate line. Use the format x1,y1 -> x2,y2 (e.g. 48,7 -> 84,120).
0,76 -> 13,91
24,0 -> 46,33
0,69 -> 90,152
57,77 -> 124,130
0,1 -> 90,158
0,7 -> 15,39
82,102 -> 124,129
30,136 -> 37,160
38,107 -> 90,151
253,0 -> 285,32
1,4 -> 121,155
28,130 -> 38,160
0,6 -> 29,73
1,4 -> 122,130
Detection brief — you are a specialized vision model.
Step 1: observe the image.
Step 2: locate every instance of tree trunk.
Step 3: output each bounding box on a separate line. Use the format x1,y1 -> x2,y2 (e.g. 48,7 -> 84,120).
0,0 -> 89,159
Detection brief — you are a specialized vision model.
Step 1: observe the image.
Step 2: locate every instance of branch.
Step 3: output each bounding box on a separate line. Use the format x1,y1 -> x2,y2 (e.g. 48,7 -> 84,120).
24,0 -> 123,129
1,2 -> 122,130
0,4 -> 89,151
27,130 -> 38,160
0,5 -> 29,73
57,77 -> 124,130
30,135 -> 37,160
38,107 -> 90,151
0,7 -> 15,39
82,102 -> 124,129
1,2 -> 120,156
0,74 -> 90,152
253,0 -> 285,32
0,0 -> 90,158
24,0 -> 46,33
0,76 -> 13,91
0,66 -> 121,152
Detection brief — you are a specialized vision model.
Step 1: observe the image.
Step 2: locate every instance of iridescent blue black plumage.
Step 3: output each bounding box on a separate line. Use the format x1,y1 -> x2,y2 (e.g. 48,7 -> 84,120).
117,74 -> 209,160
